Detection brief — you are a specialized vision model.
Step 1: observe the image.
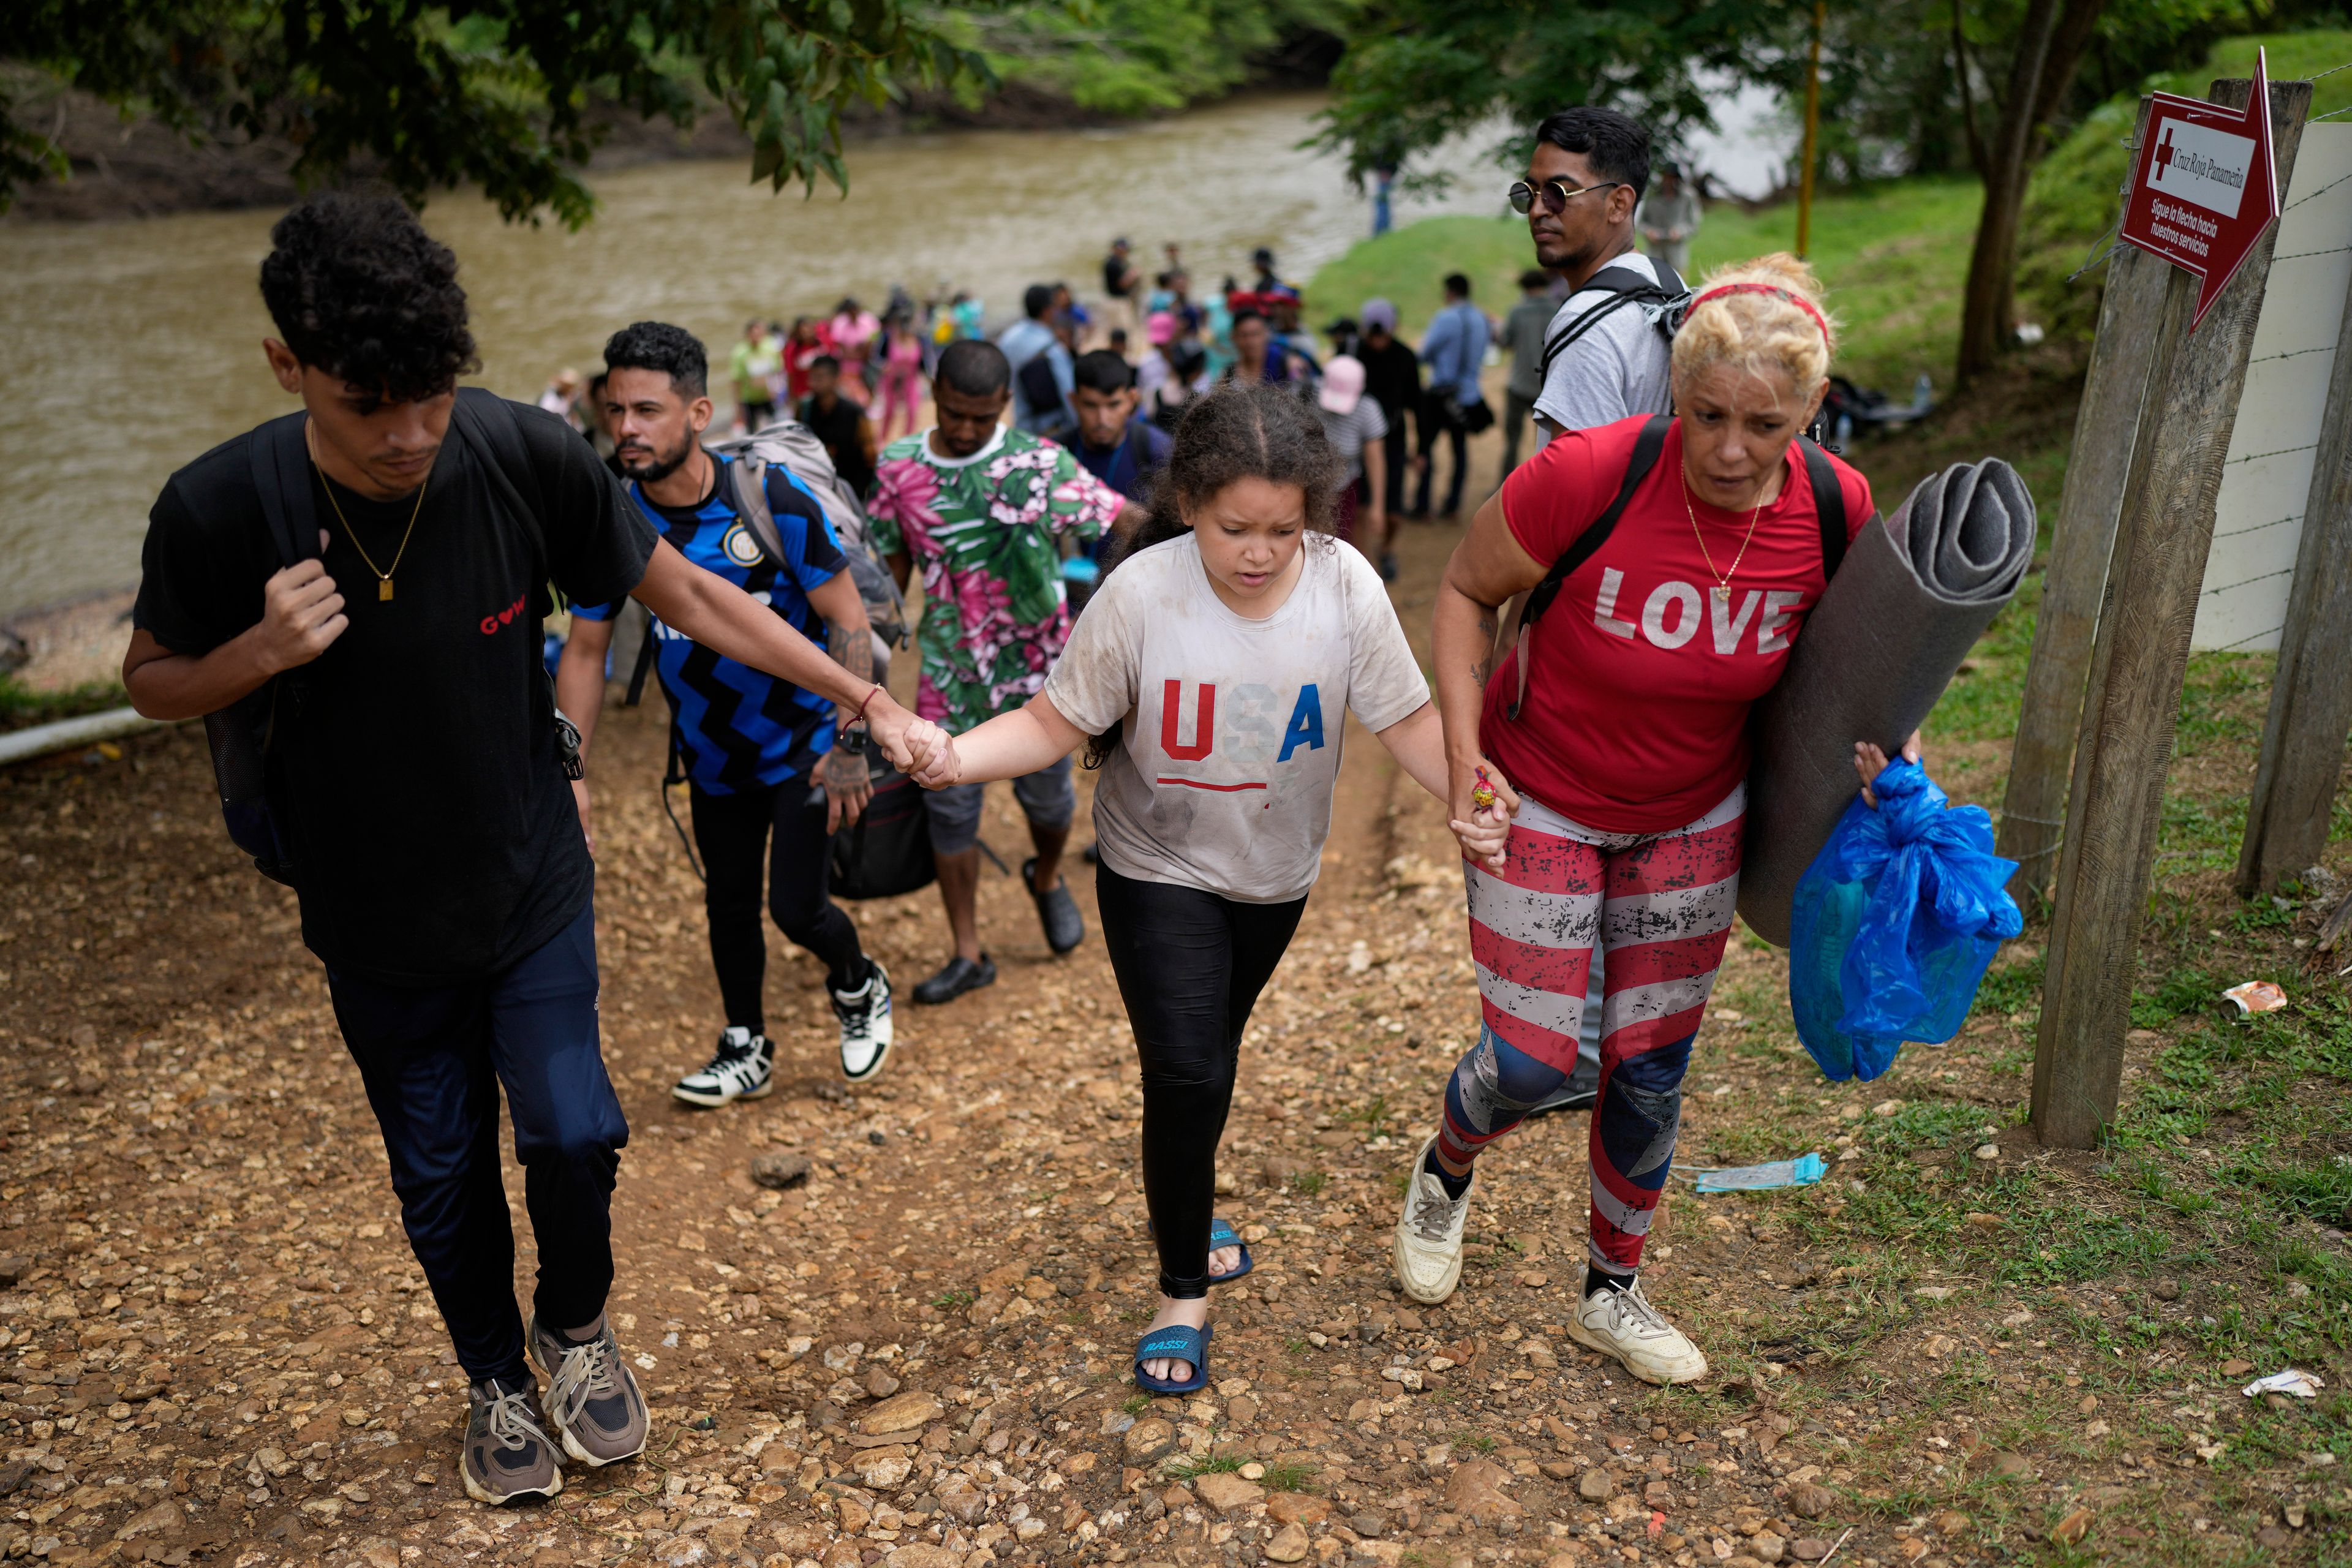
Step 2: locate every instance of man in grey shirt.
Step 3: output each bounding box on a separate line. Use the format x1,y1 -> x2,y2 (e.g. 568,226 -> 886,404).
1523,107 -> 1681,443
1509,105 -> 1685,1109
1499,268 -> 1558,473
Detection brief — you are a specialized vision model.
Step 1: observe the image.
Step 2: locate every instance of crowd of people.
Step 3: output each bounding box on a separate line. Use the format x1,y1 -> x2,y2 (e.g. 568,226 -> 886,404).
123,100 -> 1907,1512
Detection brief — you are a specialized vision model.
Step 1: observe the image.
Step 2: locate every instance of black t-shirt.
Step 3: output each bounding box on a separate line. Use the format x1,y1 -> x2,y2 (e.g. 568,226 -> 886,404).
1360,339 -> 1422,427
134,394 -> 657,987
797,394 -> 876,497
1102,253 -> 1134,299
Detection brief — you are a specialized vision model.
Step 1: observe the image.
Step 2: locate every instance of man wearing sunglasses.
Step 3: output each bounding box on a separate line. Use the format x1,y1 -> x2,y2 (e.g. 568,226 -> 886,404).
1501,106 -> 1686,1119
1513,107 -> 1684,445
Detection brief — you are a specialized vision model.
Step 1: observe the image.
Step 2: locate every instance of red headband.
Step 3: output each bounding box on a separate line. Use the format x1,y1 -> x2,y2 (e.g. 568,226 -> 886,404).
1690,282 -> 1830,343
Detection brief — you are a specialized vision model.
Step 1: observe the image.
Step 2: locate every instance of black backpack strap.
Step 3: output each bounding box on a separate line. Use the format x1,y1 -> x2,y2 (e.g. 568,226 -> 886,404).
246,412 -> 324,570
1505,413 -> 1671,720
449,388 -> 551,566
1535,265 -> 1689,389
1798,436 -> 1847,578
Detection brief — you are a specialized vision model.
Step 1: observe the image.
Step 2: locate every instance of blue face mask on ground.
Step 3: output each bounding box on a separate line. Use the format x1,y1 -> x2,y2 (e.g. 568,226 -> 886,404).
1789,759 -> 2025,1082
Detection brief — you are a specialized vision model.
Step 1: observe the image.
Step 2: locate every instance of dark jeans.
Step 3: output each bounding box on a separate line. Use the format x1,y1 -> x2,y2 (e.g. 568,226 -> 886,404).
1415,394 -> 1471,516
1379,404 -> 1412,516
1096,864 -> 1306,1298
326,899 -> 626,1389
690,779 -> 869,1028
1502,388 -> 1540,473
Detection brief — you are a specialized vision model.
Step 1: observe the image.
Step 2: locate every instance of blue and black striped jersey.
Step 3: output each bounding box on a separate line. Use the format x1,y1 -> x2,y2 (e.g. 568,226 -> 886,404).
575,454 -> 846,793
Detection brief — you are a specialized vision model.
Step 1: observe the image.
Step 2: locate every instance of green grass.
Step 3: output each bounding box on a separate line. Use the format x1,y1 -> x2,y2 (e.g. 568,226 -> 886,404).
0,674 -> 126,733
1292,1169 -> 1329,1197
1259,1461 -> 1317,1493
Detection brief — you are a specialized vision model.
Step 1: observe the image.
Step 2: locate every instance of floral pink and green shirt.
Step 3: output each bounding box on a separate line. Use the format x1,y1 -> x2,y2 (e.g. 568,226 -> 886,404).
867,425 -> 1122,731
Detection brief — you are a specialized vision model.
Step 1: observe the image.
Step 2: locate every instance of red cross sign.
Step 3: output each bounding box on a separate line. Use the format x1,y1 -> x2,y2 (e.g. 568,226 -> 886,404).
2119,47 -> 2282,330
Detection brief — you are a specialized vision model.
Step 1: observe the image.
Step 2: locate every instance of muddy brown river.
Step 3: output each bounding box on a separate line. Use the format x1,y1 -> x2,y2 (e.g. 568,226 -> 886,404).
0,93 -> 1501,622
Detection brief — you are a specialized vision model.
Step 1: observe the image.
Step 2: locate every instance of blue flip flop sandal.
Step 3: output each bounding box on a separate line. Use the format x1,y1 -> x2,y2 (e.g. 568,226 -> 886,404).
1204,1219 -> 1254,1285
1146,1218 -> 1256,1286
1134,1323 -> 1213,1396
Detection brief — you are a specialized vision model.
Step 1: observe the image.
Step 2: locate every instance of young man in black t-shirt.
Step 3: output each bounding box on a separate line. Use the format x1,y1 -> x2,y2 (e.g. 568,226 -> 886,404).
796,354 -> 877,498
124,194 -> 940,1508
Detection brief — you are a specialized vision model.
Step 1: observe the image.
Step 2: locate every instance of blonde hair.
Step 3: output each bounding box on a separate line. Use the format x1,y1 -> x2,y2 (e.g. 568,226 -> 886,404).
1669,252 -> 1836,394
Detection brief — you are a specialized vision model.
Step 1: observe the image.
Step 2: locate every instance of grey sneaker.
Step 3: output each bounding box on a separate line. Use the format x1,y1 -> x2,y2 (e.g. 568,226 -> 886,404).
462,1379 -> 562,1505
527,1313 -> 650,1467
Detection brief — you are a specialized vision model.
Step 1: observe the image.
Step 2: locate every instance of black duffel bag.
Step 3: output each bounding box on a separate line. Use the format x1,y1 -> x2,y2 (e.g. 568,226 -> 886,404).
830,758 -> 937,900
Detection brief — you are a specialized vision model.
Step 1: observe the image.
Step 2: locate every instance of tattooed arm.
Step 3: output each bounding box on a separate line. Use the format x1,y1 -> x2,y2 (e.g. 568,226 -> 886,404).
806,570 -> 878,832
1430,488 -> 1550,870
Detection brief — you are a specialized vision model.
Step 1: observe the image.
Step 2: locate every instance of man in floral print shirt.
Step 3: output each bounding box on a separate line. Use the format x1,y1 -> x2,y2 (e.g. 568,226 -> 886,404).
868,339 -> 1142,1005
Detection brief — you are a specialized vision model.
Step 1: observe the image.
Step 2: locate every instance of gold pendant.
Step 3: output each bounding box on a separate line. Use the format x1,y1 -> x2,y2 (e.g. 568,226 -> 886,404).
1714,584 -> 1730,602
379,579 -> 394,603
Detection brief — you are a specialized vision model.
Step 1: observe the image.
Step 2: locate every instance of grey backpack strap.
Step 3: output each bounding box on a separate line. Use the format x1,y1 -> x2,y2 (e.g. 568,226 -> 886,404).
723,453 -> 793,568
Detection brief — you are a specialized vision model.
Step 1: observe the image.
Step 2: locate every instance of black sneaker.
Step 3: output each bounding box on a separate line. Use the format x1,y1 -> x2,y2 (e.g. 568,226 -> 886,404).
913,953 -> 997,1005
672,1027 -> 774,1108
1024,856 -> 1085,955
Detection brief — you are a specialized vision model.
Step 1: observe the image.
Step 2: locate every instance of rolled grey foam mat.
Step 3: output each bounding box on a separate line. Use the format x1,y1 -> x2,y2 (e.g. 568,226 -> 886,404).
1738,458 -> 2037,946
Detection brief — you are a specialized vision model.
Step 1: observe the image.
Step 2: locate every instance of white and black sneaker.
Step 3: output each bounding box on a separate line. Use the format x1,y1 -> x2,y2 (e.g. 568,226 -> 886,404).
834,960 -> 894,1082
673,1027 -> 774,1108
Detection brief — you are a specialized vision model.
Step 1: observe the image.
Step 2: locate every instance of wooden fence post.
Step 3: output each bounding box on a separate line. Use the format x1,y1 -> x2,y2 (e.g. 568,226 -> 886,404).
1997,104 -> 2168,905
2031,76 -> 2313,1150
2235,255 -> 2352,895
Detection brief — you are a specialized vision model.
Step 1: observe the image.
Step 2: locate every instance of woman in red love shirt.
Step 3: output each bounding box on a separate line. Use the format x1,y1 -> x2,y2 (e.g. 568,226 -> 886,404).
1392,254 -> 1919,1384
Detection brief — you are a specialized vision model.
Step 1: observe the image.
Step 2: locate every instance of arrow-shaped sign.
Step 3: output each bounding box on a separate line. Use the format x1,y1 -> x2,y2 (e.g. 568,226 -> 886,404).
2118,47 -> 2281,329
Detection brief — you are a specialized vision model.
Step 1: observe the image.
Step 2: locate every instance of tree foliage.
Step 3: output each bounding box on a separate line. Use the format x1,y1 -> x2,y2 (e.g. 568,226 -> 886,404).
1,0 -> 998,224
948,0 -> 1355,116
1313,0 -> 1812,186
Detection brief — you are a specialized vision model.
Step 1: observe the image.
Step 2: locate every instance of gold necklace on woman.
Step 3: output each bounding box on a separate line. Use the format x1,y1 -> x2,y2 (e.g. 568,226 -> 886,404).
1681,469 -> 1767,602
310,429 -> 428,601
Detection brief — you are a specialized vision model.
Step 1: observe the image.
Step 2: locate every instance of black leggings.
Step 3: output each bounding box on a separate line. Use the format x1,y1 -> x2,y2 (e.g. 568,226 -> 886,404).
688,780 -> 869,1033
1097,864 -> 1306,1299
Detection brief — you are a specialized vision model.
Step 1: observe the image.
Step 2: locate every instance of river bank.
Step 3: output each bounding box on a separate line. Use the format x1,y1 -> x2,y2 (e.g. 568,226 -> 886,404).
0,70 -> 1294,226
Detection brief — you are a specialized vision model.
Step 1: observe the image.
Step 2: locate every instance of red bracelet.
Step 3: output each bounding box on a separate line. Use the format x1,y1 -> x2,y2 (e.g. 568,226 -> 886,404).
856,684 -> 883,723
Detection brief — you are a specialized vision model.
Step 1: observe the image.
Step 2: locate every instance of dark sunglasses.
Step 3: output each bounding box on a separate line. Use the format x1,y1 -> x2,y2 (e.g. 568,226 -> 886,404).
1508,178 -> 1625,216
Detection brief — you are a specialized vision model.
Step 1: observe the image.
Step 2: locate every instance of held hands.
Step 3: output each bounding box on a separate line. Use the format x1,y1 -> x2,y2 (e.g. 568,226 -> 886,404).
1855,730 -> 1924,809
255,533 -> 347,675
908,728 -> 963,790
1448,753 -> 1520,875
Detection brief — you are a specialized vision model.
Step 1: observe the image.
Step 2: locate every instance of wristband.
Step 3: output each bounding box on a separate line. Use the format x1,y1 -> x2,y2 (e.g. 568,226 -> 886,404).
856,684 -> 883,723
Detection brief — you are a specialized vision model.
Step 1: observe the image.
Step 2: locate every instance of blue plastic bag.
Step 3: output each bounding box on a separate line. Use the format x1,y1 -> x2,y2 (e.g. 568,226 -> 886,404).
1789,760 -> 2024,1081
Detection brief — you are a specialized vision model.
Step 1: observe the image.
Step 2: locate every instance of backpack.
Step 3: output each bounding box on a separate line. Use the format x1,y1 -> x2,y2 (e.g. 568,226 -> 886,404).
1534,261 -> 1691,391
1503,412 -> 1849,720
206,389 -> 577,883
705,420 -> 908,650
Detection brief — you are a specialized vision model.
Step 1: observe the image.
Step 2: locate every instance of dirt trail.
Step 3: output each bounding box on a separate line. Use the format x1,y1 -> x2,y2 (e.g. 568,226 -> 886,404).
1,428 -> 2328,1568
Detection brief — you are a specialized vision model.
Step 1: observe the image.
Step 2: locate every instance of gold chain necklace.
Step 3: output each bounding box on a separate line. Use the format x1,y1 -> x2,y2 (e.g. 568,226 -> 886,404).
310,429 -> 428,602
1681,468 -> 1767,603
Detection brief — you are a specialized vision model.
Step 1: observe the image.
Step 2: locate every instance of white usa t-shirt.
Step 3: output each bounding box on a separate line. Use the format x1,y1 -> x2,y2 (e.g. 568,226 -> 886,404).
1044,532 -> 1430,902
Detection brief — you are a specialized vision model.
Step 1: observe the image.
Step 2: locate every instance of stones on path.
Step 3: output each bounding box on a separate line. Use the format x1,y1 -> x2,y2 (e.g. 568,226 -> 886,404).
1192,1471 -> 1264,1513
1577,1468 -> 1615,1501
1443,1458 -> 1525,1523
856,1390 -> 942,1434
751,1150 -> 812,1188
1122,1416 -> 1178,1462
1265,1521 -> 1313,1561
1787,1481 -> 1837,1518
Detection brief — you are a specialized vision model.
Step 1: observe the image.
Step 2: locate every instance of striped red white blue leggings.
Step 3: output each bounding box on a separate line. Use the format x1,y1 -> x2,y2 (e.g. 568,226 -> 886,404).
1439,783 -> 1743,1278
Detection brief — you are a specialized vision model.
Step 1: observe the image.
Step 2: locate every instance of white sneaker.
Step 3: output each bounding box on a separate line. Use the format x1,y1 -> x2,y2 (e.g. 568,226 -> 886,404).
1567,1276 -> 1709,1385
672,1027 -> 774,1108
1392,1137 -> 1471,1304
834,960 -> 894,1082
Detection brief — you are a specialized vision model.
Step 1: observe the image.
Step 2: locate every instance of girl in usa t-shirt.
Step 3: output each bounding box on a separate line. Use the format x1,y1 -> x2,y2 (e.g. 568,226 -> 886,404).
908,383 -> 1504,1393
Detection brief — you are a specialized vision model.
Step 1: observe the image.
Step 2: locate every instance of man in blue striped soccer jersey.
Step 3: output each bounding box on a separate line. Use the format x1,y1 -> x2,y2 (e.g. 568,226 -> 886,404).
560,322 -> 895,1097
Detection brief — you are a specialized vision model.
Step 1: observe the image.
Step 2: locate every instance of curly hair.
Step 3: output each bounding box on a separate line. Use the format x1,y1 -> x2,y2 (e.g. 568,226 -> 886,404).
1118,380 -> 1342,557
1672,252 -> 1837,397
603,320 -> 708,399
1085,381 -> 1342,767
258,193 -> 477,403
